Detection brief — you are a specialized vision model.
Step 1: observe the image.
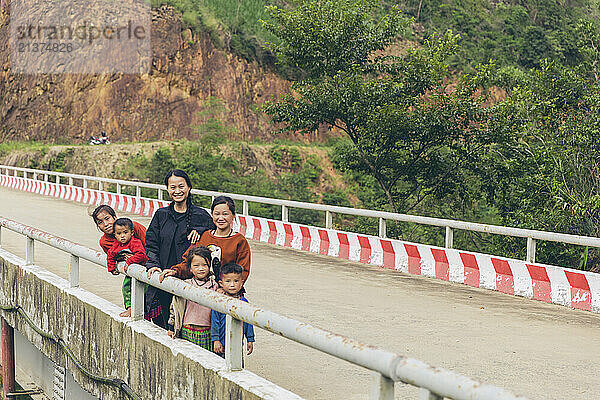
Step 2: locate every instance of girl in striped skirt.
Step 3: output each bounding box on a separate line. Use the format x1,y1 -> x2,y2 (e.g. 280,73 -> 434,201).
167,246 -> 218,350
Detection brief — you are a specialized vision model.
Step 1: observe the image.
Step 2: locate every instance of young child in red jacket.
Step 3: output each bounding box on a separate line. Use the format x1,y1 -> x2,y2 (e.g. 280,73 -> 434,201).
106,218 -> 148,302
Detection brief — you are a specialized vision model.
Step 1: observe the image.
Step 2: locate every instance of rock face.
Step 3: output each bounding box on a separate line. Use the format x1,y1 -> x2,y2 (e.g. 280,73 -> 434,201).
0,4 -> 291,142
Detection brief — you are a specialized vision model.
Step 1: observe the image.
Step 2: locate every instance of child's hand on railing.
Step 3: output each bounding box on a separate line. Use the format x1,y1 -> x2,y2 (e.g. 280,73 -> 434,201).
213,340 -> 223,354
111,270 -> 120,276
159,269 -> 176,282
167,331 -> 175,338
146,267 -> 161,279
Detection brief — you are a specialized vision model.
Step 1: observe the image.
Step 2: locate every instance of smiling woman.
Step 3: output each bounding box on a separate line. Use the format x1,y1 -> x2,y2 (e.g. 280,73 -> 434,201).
144,169 -> 215,329
161,196 -> 251,292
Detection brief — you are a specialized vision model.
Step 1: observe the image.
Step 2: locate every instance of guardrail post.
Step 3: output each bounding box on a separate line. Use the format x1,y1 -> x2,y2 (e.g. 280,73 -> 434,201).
25,237 -> 35,265
68,176 -> 73,186
378,218 -> 387,238
44,174 -> 48,182
69,255 -> 80,288
33,172 -> 37,180
131,274 -> 145,321
243,200 -> 248,216
225,315 -> 243,371
418,388 -> 443,400
369,372 -> 394,400
98,181 -> 104,191
116,183 -> 121,194
326,211 -> 333,229
0,226 -> 2,248
83,179 -> 88,189
526,237 -> 536,263
136,186 -> 141,198
158,188 -> 163,200
281,205 -> 289,223
445,226 -> 454,249
2,317 -> 16,400
56,175 -> 60,184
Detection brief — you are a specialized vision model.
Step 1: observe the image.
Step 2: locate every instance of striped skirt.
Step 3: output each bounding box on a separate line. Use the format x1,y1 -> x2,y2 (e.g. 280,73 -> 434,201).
144,297 -> 163,320
181,325 -> 212,351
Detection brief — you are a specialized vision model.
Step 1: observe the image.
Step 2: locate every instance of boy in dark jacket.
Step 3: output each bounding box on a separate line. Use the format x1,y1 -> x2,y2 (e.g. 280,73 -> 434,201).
211,263 -> 254,358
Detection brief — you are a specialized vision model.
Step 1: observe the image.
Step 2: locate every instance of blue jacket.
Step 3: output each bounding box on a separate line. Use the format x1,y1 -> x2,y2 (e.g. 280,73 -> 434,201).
211,296 -> 255,345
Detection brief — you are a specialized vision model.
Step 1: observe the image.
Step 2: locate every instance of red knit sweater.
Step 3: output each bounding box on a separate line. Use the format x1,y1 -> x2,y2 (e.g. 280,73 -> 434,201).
106,237 -> 148,272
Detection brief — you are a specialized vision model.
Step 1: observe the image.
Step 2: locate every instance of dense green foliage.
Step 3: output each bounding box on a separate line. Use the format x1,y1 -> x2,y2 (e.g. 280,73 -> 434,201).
262,0 -> 600,270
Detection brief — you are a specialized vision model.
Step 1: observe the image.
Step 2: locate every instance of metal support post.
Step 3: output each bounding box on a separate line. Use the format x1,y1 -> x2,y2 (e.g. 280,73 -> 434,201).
56,175 -> 60,184
25,237 -> 35,265
32,172 -> 37,180
445,226 -> 454,249
526,237 -> 536,263
378,218 -> 387,238
68,176 -> 73,186
326,210 -> 333,229
281,205 -> 289,222
44,174 -> 48,182
98,181 -> 104,191
369,372 -> 394,400
211,195 -> 215,204
1,317 -> 16,400
136,186 -> 141,198
418,388 -> 443,400
157,189 -> 162,200
225,315 -> 243,371
242,200 -> 248,216
131,275 -> 145,321
0,226 -> 2,248
116,183 -> 121,194
69,254 -> 80,288
83,179 -> 88,189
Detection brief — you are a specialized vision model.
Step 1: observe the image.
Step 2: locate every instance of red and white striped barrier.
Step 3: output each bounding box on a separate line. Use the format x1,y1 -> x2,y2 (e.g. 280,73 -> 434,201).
236,217 -> 600,314
3,174 -> 599,313
0,174 -> 169,216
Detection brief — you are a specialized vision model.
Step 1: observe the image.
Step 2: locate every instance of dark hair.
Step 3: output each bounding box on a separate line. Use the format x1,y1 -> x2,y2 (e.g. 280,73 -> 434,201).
186,246 -> 212,273
164,169 -> 194,239
91,205 -> 116,224
218,262 -> 243,279
211,195 -> 236,214
113,217 -> 134,231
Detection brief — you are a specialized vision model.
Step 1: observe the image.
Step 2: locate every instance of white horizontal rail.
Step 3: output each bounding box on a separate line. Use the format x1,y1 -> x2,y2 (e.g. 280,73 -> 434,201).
0,216 -> 526,400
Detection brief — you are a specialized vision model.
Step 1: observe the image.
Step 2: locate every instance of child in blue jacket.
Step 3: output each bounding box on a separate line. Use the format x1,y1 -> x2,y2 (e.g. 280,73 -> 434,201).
211,262 -> 254,357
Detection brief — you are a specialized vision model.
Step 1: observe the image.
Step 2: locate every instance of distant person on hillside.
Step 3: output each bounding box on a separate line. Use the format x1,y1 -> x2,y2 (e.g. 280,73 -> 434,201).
91,205 -> 152,318
167,246 -> 219,350
210,262 -> 254,358
145,170 -> 215,329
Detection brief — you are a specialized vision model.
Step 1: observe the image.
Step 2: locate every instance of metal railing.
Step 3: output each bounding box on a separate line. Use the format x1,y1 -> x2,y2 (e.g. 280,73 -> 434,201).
2,165 -> 599,264
0,217 -> 526,399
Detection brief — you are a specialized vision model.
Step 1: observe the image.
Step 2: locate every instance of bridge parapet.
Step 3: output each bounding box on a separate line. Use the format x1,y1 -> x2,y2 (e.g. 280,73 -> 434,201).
0,217 -> 527,399
0,246 -> 302,399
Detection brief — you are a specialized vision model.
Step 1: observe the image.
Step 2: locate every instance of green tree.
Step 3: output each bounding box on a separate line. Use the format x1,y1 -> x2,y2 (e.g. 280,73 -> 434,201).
262,0 -> 497,214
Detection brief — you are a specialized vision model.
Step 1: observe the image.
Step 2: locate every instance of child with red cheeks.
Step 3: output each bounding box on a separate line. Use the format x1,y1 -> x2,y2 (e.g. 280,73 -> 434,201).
106,218 -> 148,276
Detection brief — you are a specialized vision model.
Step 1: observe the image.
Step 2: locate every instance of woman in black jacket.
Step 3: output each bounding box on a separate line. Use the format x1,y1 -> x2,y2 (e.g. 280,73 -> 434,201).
145,169 -> 215,328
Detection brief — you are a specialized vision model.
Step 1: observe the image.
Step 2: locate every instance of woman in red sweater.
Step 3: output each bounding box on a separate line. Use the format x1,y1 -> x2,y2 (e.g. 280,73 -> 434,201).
156,196 -> 251,286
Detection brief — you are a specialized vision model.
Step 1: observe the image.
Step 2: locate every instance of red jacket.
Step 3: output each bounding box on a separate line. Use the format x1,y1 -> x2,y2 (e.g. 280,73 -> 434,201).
106,237 -> 148,272
99,221 -> 146,254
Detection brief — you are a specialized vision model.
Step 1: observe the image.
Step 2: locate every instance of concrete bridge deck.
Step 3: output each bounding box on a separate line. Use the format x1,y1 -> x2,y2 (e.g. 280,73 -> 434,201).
1,185 -> 598,399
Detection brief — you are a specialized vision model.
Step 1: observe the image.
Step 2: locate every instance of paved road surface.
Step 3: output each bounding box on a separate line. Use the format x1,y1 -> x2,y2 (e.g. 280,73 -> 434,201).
0,186 -> 598,399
